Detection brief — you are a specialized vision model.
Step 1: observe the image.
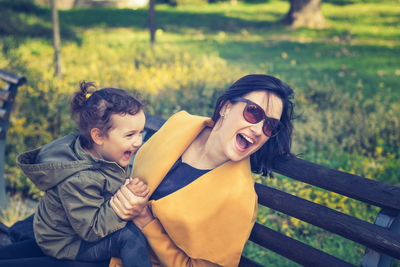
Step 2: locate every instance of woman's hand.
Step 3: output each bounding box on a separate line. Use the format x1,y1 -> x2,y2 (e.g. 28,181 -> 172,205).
110,178 -> 149,221
133,204 -> 155,230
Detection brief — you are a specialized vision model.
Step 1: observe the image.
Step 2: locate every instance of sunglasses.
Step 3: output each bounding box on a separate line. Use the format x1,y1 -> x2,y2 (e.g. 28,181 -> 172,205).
231,97 -> 282,137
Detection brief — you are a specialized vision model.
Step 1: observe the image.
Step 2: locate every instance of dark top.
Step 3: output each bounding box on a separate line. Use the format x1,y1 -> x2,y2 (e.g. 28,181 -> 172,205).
150,157 -> 211,201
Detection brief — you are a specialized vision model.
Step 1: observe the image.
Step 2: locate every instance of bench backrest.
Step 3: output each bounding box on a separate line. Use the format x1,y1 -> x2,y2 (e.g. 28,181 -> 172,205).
143,113 -> 400,267
0,69 -> 26,209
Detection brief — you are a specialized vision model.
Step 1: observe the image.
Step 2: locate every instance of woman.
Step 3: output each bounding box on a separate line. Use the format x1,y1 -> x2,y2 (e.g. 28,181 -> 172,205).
111,74 -> 295,266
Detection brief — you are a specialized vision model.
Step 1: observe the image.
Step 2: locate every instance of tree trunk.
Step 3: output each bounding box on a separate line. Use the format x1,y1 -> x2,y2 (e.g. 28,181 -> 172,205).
51,0 -> 63,78
282,0 -> 325,29
148,0 -> 156,46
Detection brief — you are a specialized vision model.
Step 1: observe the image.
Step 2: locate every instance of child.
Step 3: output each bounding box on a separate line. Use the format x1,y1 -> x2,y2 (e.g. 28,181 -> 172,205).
1,82 -> 152,267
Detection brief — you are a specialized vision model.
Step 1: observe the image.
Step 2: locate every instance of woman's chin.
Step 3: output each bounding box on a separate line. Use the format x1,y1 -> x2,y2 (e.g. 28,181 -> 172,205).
235,137 -> 251,154
227,145 -> 249,162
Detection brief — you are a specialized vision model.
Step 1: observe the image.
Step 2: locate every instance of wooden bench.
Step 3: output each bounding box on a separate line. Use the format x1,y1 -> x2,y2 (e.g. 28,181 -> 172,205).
143,113 -> 400,267
0,69 -> 26,209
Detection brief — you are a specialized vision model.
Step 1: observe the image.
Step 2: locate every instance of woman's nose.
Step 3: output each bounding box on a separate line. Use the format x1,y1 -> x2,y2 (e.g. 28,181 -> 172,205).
250,121 -> 264,136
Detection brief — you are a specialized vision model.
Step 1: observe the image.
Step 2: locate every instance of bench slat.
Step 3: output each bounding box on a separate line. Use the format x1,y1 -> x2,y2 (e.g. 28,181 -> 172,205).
0,69 -> 26,86
0,90 -> 10,101
255,183 -> 400,259
249,223 -> 355,266
144,113 -> 166,132
0,109 -> 7,120
272,155 -> 400,211
238,256 -> 264,267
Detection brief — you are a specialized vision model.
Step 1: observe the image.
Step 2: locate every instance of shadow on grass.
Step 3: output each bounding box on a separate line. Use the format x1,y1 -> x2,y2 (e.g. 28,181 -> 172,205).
328,12 -> 400,28
1,4 -> 284,47
0,2 -> 79,47
60,8 -> 281,34
6,3 -> 393,44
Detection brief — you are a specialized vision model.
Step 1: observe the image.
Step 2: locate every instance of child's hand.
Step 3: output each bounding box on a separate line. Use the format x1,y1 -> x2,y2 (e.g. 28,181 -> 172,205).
110,178 -> 149,221
126,178 -> 150,198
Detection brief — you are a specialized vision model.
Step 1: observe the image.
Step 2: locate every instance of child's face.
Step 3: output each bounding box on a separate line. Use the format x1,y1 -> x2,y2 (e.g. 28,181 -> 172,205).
98,110 -> 146,167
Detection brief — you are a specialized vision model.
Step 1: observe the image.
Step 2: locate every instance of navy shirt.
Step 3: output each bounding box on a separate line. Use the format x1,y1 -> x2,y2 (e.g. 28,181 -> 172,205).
150,157 -> 211,201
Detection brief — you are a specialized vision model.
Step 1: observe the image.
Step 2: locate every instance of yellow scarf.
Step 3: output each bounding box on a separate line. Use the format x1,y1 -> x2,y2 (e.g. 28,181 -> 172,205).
132,111 -> 258,266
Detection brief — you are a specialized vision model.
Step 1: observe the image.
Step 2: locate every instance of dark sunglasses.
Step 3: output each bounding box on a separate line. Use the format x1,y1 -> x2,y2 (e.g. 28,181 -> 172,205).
231,97 -> 282,137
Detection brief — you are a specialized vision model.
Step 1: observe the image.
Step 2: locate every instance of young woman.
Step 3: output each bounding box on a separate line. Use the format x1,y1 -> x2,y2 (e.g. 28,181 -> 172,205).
111,74 -> 295,266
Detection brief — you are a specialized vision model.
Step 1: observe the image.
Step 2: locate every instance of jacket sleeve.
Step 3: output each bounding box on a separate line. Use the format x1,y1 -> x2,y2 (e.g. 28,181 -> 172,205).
141,219 -> 221,267
58,171 -> 127,242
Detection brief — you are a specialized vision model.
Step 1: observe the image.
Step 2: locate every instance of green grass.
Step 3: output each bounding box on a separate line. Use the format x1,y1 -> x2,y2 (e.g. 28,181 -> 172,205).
1,0 -> 399,265
55,1 -> 400,100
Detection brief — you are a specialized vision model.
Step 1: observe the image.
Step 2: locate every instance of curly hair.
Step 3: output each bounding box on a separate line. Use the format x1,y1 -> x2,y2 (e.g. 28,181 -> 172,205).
70,81 -> 143,149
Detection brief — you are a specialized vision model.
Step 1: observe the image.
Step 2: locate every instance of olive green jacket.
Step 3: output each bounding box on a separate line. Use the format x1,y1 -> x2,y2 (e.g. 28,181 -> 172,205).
17,134 -> 128,259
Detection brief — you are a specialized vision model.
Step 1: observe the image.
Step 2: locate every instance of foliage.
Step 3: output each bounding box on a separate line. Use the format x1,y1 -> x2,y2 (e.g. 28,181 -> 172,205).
0,0 -> 399,265
0,194 -> 36,227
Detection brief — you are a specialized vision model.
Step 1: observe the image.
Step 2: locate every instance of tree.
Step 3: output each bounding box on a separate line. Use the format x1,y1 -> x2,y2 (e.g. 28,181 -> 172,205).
148,0 -> 156,46
282,0 -> 325,29
51,0 -> 62,77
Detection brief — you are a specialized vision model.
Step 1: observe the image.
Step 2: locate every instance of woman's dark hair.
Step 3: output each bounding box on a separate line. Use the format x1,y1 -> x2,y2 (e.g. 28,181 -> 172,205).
212,74 -> 295,177
70,81 -> 143,149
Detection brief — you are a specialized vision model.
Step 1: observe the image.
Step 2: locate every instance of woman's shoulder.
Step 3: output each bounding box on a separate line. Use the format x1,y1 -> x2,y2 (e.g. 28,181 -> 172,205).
164,111 -> 211,128
168,110 -> 192,121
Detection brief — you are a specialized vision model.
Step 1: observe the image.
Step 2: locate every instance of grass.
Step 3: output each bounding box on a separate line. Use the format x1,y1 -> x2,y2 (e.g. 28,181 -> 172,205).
0,194 -> 36,227
7,1 -> 397,102
3,1 -> 399,100
56,1 -> 400,101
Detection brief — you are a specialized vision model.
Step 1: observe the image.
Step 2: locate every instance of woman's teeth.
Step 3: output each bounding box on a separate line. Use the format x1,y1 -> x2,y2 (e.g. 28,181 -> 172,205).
237,134 -> 254,150
241,134 -> 254,144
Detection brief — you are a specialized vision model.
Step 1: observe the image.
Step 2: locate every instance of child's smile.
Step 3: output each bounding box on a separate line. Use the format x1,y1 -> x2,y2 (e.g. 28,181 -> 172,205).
94,110 -> 146,167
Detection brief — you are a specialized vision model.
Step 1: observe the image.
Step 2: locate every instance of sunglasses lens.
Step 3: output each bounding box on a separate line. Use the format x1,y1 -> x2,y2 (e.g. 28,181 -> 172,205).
239,99 -> 281,137
263,119 -> 280,137
244,104 -> 263,123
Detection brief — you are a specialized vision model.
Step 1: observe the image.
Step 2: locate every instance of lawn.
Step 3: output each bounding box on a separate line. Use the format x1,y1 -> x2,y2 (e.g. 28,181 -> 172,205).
0,0 -> 399,265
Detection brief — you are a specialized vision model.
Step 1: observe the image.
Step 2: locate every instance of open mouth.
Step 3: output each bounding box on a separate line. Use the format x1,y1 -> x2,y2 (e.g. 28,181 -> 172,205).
236,133 -> 254,151
124,151 -> 132,160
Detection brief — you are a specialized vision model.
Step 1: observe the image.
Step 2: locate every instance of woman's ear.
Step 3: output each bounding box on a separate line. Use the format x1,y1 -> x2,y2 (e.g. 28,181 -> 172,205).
90,128 -> 104,146
220,102 -> 232,118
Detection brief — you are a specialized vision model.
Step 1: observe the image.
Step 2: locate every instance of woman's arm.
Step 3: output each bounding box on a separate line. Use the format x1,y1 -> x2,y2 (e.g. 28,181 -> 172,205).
114,183 -> 220,267
138,214 -> 220,267
110,178 -> 149,221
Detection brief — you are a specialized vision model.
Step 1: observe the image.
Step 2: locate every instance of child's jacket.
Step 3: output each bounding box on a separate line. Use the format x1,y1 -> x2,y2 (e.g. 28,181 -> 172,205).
17,134 -> 128,259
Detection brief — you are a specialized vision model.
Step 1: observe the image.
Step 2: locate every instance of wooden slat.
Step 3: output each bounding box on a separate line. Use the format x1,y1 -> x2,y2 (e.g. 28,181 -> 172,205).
249,223 -> 355,267
239,256 -> 264,267
0,69 -> 26,86
254,183 -> 400,259
272,155 -> 400,211
0,109 -> 7,120
362,209 -> 400,266
0,90 -> 10,101
0,139 -> 6,209
145,113 -> 166,131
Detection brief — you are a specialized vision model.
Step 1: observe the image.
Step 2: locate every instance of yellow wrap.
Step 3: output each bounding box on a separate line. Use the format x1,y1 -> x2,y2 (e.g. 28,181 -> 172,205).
111,111 -> 258,267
